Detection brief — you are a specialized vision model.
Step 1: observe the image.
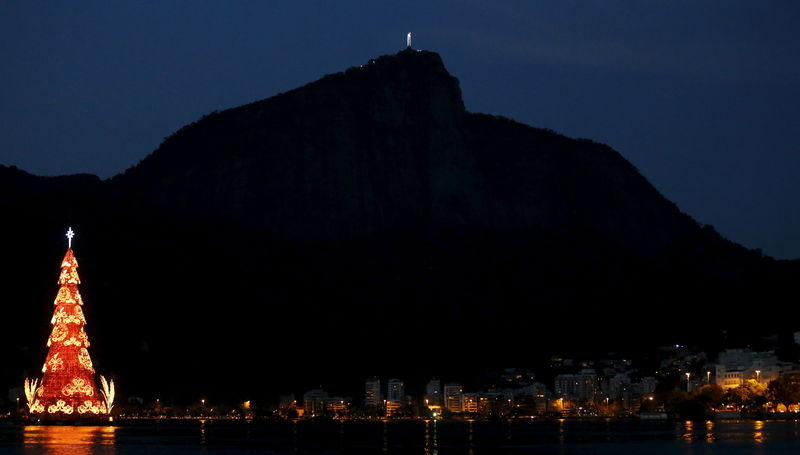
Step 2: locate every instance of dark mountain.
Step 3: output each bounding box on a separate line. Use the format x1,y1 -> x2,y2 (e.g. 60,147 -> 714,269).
1,49 -> 796,403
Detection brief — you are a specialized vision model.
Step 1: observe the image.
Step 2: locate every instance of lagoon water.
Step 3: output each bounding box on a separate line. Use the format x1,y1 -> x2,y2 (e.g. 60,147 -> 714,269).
1,419 -> 799,454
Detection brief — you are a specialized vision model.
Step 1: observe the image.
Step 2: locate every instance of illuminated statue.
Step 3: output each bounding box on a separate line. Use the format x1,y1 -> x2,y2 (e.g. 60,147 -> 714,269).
407,32 -> 412,48
25,228 -> 114,420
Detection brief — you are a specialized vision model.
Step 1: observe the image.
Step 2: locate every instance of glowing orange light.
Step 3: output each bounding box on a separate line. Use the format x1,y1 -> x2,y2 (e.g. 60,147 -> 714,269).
26,245 -> 111,420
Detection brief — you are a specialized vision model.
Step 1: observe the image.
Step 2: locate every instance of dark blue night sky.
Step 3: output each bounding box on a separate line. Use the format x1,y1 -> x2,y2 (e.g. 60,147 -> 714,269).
1,1 -> 798,258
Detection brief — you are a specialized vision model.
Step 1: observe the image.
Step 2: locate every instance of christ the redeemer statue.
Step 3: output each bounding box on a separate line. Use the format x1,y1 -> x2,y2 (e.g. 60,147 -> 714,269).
407,32 -> 412,48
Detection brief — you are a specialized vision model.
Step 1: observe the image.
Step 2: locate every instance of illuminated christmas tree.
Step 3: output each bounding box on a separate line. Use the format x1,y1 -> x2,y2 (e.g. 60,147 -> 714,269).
25,228 -> 114,420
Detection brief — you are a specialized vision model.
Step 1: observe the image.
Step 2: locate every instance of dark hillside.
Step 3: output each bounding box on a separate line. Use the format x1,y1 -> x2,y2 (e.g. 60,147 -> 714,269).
1,50 -> 796,402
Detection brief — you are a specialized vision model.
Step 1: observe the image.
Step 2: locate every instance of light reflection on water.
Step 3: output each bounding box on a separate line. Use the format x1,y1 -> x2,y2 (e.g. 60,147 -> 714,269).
199,419 -> 207,445
23,426 -> 116,455
753,419 -> 765,444
675,418 -> 780,446
382,419 -> 388,452
7,419 -> 800,454
423,419 -> 438,455
681,420 -> 693,442
705,419 -> 715,443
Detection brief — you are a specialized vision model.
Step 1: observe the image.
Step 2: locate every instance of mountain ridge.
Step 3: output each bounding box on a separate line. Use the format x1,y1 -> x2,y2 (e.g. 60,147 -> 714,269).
0,49 -> 796,400
109,50 -> 706,251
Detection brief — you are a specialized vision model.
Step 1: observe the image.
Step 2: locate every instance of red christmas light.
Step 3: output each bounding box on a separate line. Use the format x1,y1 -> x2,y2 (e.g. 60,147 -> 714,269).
26,230 -> 113,419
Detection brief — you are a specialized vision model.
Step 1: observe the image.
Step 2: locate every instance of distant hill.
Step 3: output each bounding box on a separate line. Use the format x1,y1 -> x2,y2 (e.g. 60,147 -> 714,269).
1,49 -> 797,403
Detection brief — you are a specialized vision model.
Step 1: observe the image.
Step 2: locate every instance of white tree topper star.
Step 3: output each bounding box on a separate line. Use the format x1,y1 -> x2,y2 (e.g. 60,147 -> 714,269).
66,227 -> 75,248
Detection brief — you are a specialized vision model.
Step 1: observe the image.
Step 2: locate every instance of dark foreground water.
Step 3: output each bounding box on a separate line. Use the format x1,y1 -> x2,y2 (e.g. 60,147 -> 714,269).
1,419 -> 799,454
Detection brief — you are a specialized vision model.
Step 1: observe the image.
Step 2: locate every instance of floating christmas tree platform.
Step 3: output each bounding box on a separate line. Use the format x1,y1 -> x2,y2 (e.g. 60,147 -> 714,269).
25,228 -> 114,422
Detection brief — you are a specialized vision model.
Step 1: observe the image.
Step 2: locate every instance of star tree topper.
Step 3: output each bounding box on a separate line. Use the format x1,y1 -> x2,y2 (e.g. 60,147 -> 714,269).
66,227 -> 75,248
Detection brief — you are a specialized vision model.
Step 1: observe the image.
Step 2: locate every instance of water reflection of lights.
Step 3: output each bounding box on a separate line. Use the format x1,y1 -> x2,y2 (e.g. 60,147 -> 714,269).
382,419 -> 388,453
24,426 -> 116,455
468,420 -> 475,455
424,420 -> 430,455
423,418 -> 439,455
199,419 -> 207,445
753,420 -> 765,444
291,419 -> 298,451
682,420 -> 694,442
705,420 -> 715,443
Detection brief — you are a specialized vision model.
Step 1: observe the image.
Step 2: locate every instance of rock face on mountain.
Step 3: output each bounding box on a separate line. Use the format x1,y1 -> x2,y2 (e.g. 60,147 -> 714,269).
1,50 -> 796,400
115,50 -> 482,240
114,50 -> 693,248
